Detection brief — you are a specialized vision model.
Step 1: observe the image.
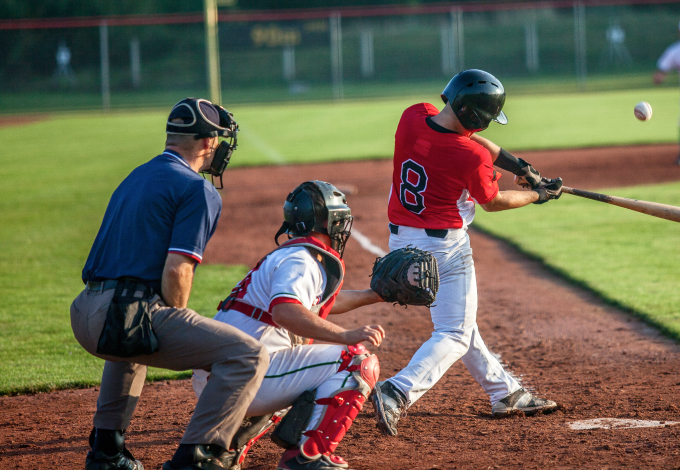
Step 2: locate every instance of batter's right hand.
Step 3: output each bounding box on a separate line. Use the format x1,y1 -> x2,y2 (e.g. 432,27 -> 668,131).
532,177 -> 563,204
343,325 -> 385,347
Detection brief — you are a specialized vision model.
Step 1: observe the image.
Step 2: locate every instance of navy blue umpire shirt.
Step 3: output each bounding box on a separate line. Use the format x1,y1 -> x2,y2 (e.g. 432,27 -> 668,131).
82,150 -> 222,292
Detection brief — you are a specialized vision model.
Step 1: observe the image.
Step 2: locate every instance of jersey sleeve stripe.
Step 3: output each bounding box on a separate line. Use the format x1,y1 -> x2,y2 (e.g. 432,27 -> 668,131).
269,297 -> 303,311
168,248 -> 202,263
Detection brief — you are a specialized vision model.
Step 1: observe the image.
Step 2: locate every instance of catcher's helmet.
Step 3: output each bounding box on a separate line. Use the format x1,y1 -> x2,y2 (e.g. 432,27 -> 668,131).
275,181 -> 353,257
441,69 -> 507,132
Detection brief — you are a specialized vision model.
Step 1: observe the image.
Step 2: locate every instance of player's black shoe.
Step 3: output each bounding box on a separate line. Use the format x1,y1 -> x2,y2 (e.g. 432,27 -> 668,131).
370,380 -> 409,437
162,444 -> 234,470
86,428 -> 143,470
86,450 -> 143,470
276,448 -> 350,470
491,388 -> 557,416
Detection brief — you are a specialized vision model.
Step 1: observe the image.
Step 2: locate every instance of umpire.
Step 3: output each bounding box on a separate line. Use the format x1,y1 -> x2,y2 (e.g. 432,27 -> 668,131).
71,98 -> 269,470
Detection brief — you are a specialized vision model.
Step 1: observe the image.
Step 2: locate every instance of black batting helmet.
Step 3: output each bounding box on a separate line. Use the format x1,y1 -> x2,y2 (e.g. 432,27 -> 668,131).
274,181 -> 353,257
441,69 -> 507,132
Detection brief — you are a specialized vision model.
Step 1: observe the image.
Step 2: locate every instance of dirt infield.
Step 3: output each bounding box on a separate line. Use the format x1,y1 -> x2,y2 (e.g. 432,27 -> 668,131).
2,144 -> 680,469
0,115 -> 48,128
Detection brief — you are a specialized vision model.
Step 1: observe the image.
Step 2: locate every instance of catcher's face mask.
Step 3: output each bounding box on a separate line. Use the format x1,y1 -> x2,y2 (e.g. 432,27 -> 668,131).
328,214 -> 353,258
325,190 -> 353,257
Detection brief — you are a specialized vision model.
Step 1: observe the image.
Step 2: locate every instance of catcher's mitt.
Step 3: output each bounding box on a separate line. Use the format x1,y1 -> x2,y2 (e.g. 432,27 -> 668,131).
370,247 -> 439,307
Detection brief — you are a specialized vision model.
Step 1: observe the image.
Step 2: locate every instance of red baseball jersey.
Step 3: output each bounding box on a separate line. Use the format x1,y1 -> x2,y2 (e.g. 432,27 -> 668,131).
387,103 -> 500,230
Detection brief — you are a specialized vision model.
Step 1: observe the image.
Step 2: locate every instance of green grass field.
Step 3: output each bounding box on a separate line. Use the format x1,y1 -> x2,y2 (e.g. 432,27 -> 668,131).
473,183 -> 680,339
1,86 -> 679,394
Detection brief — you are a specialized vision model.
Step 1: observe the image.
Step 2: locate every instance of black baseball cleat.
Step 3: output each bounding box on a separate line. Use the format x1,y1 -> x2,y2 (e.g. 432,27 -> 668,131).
491,388 -> 557,416
276,448 -> 350,470
370,380 -> 408,437
86,429 -> 143,470
86,450 -> 143,470
162,444 -> 234,470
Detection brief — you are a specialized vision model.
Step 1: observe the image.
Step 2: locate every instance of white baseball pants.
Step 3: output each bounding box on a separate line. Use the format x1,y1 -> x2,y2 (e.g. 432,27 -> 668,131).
193,344 -> 358,434
387,226 -> 521,406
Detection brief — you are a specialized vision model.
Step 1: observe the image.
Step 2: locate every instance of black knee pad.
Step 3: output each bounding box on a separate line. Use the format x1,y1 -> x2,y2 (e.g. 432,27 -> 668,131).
271,389 -> 317,449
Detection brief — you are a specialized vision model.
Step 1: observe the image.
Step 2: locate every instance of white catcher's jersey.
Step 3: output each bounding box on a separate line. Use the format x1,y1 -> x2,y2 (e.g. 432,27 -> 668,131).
657,41 -> 680,73
214,246 -> 327,354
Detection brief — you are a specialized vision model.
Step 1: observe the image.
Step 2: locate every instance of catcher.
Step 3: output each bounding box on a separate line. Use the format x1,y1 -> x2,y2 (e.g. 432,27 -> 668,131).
189,180 -> 438,470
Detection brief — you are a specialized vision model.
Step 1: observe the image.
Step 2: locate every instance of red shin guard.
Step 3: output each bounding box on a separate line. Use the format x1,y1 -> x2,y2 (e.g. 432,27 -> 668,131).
300,345 -> 380,460
300,390 -> 366,459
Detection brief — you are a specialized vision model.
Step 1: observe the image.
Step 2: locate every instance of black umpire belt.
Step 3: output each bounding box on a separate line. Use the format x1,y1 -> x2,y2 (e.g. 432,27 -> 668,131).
389,223 -> 449,239
85,279 -> 155,293
85,280 -> 119,291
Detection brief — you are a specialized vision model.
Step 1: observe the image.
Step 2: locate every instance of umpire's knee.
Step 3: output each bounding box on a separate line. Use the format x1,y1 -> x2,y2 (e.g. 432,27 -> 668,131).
237,335 -> 269,379
252,342 -> 270,380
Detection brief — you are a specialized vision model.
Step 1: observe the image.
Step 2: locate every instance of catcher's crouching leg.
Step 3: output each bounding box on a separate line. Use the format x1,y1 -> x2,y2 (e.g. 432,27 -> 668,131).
225,410 -> 288,469
276,345 -> 379,470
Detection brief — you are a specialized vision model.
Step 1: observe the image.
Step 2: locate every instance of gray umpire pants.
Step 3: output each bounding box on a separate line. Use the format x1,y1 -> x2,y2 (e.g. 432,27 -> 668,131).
70,286 -> 269,449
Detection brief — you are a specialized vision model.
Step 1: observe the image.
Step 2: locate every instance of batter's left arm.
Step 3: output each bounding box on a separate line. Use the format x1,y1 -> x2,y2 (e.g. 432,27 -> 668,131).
329,289 -> 384,315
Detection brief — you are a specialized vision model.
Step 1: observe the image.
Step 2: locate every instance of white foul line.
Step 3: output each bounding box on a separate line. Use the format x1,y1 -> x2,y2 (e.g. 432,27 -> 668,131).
351,229 -> 387,257
237,125 -> 285,164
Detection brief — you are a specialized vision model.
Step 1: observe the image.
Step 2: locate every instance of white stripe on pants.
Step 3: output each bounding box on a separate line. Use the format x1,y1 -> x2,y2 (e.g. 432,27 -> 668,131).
387,226 -> 520,406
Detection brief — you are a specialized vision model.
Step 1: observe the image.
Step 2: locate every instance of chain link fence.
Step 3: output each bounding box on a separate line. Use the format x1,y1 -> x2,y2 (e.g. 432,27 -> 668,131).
1,1 -> 680,112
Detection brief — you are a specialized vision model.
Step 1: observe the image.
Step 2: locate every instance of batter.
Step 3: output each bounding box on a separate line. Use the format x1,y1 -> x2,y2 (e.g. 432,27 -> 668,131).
193,181 -> 384,470
371,69 -> 560,437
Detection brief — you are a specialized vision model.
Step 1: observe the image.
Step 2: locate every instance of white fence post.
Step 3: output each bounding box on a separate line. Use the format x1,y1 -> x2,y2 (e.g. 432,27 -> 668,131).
524,17 -> 539,73
99,20 -> 110,111
440,22 -> 452,75
448,8 -> 464,74
283,45 -> 295,81
574,1 -> 587,88
330,12 -> 344,100
130,37 -> 141,89
360,29 -> 374,78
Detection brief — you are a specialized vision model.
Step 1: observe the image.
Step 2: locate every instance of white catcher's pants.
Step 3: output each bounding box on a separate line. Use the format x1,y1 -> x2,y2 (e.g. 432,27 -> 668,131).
387,226 -> 521,406
193,344 -> 357,436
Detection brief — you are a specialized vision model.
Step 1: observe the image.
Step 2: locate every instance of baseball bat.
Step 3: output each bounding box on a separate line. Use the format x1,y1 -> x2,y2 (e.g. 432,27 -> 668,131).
561,186 -> 680,223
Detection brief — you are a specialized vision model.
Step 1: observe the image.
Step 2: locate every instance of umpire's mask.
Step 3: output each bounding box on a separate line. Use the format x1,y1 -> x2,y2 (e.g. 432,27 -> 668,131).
166,97 -> 239,189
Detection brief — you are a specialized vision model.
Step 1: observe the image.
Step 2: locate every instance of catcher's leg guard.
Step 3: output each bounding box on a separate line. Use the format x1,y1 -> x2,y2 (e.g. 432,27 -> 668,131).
228,410 -> 287,469
299,344 -> 379,461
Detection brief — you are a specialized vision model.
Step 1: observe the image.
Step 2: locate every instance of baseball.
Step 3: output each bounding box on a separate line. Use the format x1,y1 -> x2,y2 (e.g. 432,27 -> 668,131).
634,101 -> 652,121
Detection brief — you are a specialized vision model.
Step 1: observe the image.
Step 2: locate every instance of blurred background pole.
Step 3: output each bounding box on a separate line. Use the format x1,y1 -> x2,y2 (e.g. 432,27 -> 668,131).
574,1 -> 587,89
99,20 -> 110,111
330,12 -> 343,100
130,37 -> 141,89
450,8 -> 464,74
204,0 -> 222,104
524,13 -> 539,73
360,28 -> 374,78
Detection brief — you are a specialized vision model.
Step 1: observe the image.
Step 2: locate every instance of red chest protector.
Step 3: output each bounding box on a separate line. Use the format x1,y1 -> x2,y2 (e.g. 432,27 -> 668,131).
218,236 -> 345,327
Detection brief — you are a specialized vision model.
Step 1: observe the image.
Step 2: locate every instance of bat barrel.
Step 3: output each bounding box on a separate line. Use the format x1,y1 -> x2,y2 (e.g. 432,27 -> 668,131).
560,186 -> 680,223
